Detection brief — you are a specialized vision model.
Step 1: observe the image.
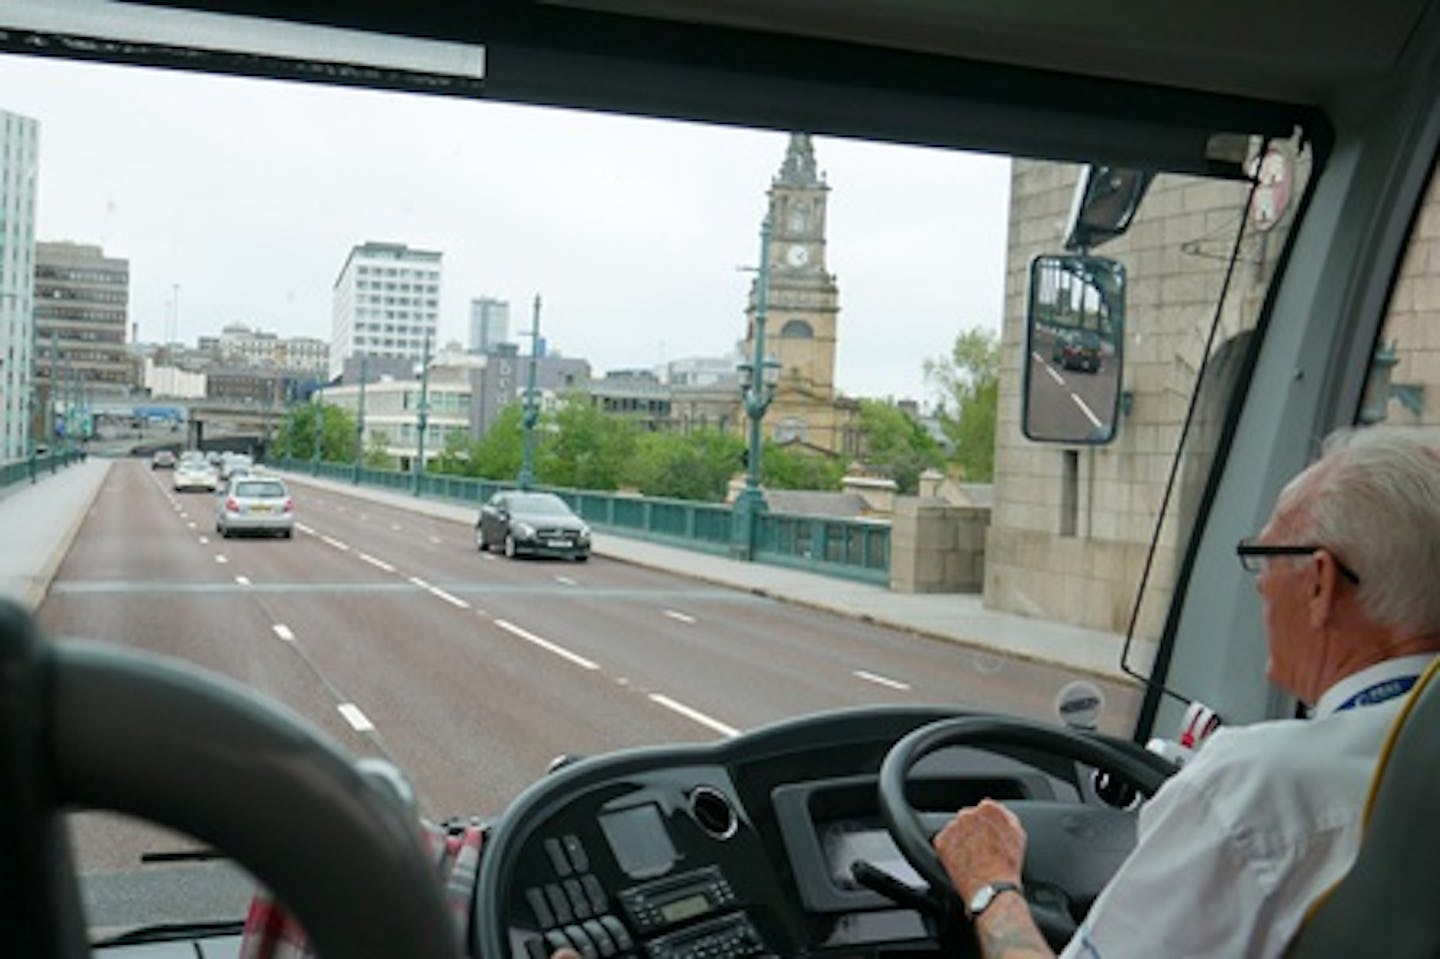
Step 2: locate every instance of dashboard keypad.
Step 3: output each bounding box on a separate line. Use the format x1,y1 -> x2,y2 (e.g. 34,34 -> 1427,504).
525,833 -> 638,957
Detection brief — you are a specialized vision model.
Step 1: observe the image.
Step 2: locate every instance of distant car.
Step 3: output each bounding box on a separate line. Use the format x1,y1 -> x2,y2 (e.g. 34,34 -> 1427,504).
151,450 -> 176,470
476,491 -> 591,561
217,476 -> 294,539
219,452 -> 254,480
1052,328 -> 1104,372
173,457 -> 219,492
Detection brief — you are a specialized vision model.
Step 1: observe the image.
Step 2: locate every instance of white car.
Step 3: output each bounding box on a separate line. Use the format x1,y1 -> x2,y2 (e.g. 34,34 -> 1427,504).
172,457 -> 219,492
216,476 -> 294,538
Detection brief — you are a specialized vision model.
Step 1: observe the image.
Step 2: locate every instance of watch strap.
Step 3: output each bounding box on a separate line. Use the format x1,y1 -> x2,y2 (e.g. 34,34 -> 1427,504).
968,880 -> 1023,919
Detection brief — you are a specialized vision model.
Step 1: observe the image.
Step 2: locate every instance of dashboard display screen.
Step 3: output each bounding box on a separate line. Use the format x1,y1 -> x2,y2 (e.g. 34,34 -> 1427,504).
659,892 -> 711,923
600,803 -> 678,879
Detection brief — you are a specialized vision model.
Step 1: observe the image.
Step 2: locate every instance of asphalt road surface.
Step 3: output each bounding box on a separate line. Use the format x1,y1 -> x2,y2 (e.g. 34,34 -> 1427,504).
40,459 -> 1143,928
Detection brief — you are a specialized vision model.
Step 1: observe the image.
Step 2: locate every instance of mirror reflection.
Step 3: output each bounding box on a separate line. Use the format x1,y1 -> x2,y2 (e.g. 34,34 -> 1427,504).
1022,254 -> 1125,444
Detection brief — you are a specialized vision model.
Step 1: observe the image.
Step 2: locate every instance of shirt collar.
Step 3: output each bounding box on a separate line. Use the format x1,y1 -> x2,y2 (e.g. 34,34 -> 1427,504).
1314,653 -> 1439,717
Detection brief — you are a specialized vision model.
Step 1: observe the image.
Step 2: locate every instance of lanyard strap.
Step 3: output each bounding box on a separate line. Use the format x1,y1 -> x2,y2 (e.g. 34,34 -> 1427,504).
1334,675 -> 1420,712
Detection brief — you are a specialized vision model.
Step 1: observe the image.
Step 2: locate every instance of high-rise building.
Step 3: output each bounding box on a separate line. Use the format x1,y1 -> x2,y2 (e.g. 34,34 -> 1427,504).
0,109 -> 37,462
468,296 -> 510,354
331,241 -> 442,379
34,241 -> 133,420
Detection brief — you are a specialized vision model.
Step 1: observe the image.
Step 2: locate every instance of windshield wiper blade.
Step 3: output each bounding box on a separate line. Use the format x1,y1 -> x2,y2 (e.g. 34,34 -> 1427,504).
90,918 -> 245,948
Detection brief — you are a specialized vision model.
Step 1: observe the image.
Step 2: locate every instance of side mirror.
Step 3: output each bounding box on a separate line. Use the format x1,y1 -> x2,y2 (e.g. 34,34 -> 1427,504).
1022,254 -> 1125,445
1065,166 -> 1152,251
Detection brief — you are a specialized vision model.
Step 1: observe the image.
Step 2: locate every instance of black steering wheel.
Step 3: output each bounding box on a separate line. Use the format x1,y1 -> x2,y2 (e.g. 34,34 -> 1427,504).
878,715 -> 1174,943
0,600 -> 462,958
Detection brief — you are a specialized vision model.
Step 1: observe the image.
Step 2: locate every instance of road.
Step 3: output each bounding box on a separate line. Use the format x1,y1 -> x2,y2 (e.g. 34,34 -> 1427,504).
1025,329 -> 1120,441
38,459 -> 1142,925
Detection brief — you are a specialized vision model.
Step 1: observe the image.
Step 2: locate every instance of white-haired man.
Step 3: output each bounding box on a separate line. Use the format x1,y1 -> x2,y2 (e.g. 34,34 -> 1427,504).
934,425 -> 1440,958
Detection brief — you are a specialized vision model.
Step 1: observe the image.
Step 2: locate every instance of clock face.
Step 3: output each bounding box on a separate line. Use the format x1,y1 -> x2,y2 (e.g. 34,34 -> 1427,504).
786,245 -> 809,267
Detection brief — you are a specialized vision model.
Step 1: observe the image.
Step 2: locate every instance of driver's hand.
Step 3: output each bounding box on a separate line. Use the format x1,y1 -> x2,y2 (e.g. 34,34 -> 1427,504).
932,798 -> 1027,901
552,950 -> 581,959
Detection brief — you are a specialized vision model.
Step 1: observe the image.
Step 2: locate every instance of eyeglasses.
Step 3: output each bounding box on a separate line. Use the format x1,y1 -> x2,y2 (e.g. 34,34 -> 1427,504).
1236,539 -> 1361,585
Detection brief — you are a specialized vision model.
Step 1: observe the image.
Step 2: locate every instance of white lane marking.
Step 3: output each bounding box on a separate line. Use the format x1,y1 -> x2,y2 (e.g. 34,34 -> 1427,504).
337,703 -> 375,732
854,669 -> 911,691
321,535 -> 350,552
198,536 -> 210,545
391,524 -> 402,532
358,552 -> 397,572
648,694 -> 738,738
215,554 -> 229,565
1070,392 -> 1104,429
427,586 -> 470,609
493,618 -> 599,670
663,610 -> 697,624
555,575 -> 577,586
295,522 -> 316,535
428,535 -> 442,545
273,624 -> 295,642
481,553 -> 497,561
235,575 -> 251,587
186,521 -> 197,529
408,575 -> 431,589
1043,362 -> 1065,386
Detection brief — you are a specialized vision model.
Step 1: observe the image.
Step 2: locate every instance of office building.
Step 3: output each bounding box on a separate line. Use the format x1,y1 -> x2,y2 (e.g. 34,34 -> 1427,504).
34,241 -> 134,415
0,109 -> 37,461
330,241 -> 442,379
468,296 -> 510,354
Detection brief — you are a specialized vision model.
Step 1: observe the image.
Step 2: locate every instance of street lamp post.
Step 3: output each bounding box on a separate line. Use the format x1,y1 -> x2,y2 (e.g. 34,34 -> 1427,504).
354,354 -> 368,483
518,294 -> 541,491
731,216 -> 778,561
413,332 -> 432,496
310,390 -> 322,475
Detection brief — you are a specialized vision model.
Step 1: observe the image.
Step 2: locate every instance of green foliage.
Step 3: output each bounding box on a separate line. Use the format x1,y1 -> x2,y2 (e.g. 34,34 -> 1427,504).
760,442 -> 844,491
925,326 -> 1000,482
363,430 -> 397,470
275,401 -> 357,462
469,404 -> 525,480
537,395 -> 638,490
432,428 -> 474,476
625,429 -> 747,501
855,399 -> 945,494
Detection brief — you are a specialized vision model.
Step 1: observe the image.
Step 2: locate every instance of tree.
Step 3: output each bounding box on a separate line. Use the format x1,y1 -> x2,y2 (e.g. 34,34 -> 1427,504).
470,404 -> 525,480
274,401 -> 357,462
925,326 -> 1000,481
760,442 -> 845,491
363,430 -> 397,470
855,399 -> 946,493
538,394 -> 638,490
625,429 -> 746,501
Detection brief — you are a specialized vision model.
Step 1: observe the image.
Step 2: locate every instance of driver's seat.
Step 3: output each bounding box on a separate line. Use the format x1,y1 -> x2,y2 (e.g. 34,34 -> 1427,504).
1285,657 -> 1440,957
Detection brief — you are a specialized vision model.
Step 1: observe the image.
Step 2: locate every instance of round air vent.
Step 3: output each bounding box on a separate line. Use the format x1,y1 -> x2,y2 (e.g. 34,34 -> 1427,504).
689,786 -> 738,840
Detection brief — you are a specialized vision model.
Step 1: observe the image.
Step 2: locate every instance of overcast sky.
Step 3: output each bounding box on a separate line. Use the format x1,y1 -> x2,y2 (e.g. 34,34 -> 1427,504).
0,51 -> 1010,405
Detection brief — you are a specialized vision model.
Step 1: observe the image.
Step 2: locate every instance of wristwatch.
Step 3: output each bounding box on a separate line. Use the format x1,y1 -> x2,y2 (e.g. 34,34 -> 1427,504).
967,881 -> 1023,919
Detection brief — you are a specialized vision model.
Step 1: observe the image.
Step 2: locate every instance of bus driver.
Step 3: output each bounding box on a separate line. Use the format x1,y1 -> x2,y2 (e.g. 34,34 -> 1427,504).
934,425 -> 1440,959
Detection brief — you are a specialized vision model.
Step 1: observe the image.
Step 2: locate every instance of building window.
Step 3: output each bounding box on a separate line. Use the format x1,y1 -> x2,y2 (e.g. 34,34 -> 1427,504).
779,319 -> 814,339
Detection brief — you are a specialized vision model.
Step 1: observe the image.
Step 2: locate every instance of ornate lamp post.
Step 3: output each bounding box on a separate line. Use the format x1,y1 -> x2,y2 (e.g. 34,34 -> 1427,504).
518,294 -> 541,491
354,354 -> 369,483
731,216 -> 779,561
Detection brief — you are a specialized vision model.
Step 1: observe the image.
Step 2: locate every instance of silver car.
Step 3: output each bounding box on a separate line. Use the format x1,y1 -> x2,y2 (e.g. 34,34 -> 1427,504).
173,455 -> 219,492
216,476 -> 294,538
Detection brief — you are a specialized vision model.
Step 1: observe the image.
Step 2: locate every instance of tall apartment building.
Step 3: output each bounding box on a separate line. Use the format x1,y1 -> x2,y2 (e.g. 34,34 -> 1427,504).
34,241 -> 132,413
0,109 -> 37,462
330,241 -> 442,379
468,296 -> 510,354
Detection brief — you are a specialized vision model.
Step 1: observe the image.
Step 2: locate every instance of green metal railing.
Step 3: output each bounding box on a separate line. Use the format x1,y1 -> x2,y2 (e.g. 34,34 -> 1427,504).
0,449 -> 85,495
271,456 -> 890,583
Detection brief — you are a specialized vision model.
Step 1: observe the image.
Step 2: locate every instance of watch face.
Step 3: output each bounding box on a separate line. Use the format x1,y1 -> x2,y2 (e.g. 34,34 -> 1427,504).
786,245 -> 809,267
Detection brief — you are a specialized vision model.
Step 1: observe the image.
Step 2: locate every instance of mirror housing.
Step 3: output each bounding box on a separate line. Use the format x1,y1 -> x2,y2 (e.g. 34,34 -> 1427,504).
1065,166 -> 1152,252
1022,254 -> 1126,445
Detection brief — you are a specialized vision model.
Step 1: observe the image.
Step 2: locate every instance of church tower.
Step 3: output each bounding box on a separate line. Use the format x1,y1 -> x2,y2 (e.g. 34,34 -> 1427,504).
743,133 -> 846,452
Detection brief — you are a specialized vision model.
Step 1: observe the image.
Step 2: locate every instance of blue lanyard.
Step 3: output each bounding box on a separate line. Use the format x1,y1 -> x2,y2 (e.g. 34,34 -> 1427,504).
1334,675 -> 1420,712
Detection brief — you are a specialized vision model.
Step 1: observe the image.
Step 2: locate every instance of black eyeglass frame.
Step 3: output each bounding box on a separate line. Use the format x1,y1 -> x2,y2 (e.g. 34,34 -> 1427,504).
1235,540 -> 1361,585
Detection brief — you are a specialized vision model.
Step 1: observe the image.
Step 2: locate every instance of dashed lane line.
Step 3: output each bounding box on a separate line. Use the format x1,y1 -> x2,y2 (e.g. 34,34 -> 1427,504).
853,669 -> 911,691
358,552 -> 396,573
648,694 -> 738,738
273,624 -> 295,642
235,575 -> 251,587
493,618 -> 599,670
337,703 -> 375,732
320,535 -> 350,552
215,555 -> 229,565
663,610 -> 697,624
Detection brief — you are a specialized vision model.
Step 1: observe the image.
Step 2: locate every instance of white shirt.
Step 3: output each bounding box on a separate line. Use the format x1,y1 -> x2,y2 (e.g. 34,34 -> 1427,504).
1060,654 -> 1435,959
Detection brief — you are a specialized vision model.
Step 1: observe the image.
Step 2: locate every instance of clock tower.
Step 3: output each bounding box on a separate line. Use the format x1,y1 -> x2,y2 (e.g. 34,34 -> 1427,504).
743,133 -> 848,453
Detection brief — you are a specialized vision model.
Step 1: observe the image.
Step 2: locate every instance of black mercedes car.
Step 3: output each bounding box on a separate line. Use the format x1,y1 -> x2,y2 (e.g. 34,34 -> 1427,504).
475,491 -> 591,561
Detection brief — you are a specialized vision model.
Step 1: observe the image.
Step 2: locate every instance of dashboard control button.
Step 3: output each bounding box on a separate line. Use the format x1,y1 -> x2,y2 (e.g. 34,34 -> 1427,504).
583,918 -> 616,956
525,935 -> 550,959
581,874 -> 609,913
563,833 -> 590,872
545,882 -> 574,924
526,886 -> 556,928
545,837 -> 574,876
564,877 -> 593,918
564,923 -> 599,959
600,914 -> 634,951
